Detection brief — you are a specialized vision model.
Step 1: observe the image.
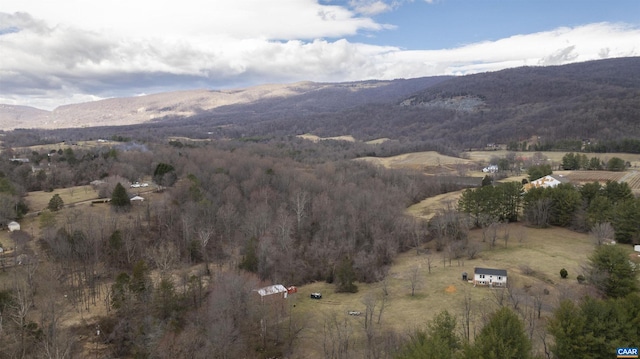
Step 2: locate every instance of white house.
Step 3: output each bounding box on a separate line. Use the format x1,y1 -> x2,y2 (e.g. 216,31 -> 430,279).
7,221 -> 20,232
524,174 -> 569,191
130,195 -> 145,202
255,284 -> 288,300
474,267 -> 507,287
482,165 -> 499,173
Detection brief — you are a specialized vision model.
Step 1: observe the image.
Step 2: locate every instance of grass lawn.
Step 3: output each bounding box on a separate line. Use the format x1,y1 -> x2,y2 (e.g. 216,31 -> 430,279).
291,223 -> 600,358
25,185 -> 100,212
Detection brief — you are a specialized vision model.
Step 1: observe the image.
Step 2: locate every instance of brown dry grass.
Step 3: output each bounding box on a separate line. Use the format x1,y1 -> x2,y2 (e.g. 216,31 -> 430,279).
292,223 -> 600,358
355,151 -> 474,171
406,190 -> 464,220
13,140 -> 121,154
297,134 -> 357,142
25,185 -> 99,212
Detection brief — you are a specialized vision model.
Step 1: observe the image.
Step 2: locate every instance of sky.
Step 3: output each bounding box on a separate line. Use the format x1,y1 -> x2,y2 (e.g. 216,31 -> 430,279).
1,0 -> 639,110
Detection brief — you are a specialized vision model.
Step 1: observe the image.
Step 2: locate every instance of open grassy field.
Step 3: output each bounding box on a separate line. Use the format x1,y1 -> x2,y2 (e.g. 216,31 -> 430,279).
24,185 -> 100,212
356,151 -> 474,169
291,224 -> 606,358
297,134 -> 357,142
12,140 -> 122,154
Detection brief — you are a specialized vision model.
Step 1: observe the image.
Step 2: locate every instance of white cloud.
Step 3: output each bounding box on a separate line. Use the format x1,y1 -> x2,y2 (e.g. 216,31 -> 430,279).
2,0 -> 384,41
0,1 -> 638,110
349,0 -> 397,15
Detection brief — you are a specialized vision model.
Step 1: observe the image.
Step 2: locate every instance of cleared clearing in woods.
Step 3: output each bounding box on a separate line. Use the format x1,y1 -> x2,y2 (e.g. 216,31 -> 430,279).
292,224 -> 601,358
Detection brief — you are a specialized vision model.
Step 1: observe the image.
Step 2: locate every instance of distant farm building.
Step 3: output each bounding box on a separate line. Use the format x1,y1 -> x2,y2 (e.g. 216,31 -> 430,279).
8,221 -> 20,232
482,165 -> 499,173
473,267 -> 507,287
9,157 -> 29,164
255,284 -> 288,301
524,175 -> 569,191
255,284 -> 289,313
130,195 -> 145,203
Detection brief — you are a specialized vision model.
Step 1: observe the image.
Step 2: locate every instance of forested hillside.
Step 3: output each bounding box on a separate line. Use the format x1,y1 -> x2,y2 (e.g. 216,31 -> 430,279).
3,57 -> 640,153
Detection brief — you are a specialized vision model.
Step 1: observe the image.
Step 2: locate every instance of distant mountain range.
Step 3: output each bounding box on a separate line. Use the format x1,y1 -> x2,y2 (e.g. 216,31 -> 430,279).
2,57 -> 639,149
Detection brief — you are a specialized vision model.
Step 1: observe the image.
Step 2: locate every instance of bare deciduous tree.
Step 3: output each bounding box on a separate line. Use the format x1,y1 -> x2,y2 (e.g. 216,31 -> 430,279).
590,222 -> 614,245
408,265 -> 421,297
323,312 -> 353,359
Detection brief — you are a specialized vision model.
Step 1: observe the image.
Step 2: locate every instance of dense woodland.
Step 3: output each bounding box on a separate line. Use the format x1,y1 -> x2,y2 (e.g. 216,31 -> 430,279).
0,57 -> 639,358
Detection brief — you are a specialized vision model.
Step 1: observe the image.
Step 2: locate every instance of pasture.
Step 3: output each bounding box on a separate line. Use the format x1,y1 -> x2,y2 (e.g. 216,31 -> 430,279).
24,185 -> 99,212
291,224 -> 601,358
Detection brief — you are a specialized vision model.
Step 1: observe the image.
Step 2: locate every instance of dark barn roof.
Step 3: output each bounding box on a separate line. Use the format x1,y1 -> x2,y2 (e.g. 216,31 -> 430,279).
474,267 -> 507,276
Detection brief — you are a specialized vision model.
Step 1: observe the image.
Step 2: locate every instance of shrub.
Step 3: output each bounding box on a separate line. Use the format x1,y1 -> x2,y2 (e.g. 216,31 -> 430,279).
560,268 -> 568,279
576,274 -> 585,283
520,264 -> 535,276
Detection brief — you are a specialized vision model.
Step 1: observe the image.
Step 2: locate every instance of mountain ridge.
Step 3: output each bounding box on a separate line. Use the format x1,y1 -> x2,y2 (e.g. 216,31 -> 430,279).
2,57 -> 639,152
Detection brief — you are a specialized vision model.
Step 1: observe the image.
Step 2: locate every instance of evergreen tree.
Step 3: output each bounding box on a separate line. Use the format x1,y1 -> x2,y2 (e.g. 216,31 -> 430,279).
603,180 -> 633,204
153,162 -> 177,187
527,164 -> 552,181
588,244 -> 638,298
111,182 -> 131,210
549,295 -> 640,359
397,310 -> 460,359
548,300 -> 589,358
606,157 -> 626,171
239,237 -> 259,273
467,307 -> 531,359
47,193 -> 64,211
335,256 -> 358,293
548,184 -> 582,227
611,198 -> 640,243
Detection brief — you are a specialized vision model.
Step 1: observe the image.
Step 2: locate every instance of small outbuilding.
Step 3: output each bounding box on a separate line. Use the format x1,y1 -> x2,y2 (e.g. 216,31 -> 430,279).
255,284 -> 288,301
255,284 -> 289,312
130,195 -> 145,202
8,221 -> 20,232
473,267 -> 507,287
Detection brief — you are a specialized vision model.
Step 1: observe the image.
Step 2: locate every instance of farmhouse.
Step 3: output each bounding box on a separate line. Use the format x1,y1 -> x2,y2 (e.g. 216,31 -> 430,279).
482,164 -> 499,173
524,174 -> 569,191
473,267 -> 507,287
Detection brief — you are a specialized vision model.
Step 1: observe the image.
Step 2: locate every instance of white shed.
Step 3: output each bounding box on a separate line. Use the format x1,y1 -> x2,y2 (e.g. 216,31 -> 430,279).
634,245 -> 640,253
8,221 -> 20,232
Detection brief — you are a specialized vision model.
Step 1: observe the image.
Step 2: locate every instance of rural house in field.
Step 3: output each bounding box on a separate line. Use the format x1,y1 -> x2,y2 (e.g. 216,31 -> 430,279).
473,267 -> 507,287
524,174 -> 569,191
482,164 -> 499,173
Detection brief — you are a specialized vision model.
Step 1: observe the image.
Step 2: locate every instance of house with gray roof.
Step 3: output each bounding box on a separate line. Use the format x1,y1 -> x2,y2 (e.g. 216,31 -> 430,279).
473,267 -> 507,287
